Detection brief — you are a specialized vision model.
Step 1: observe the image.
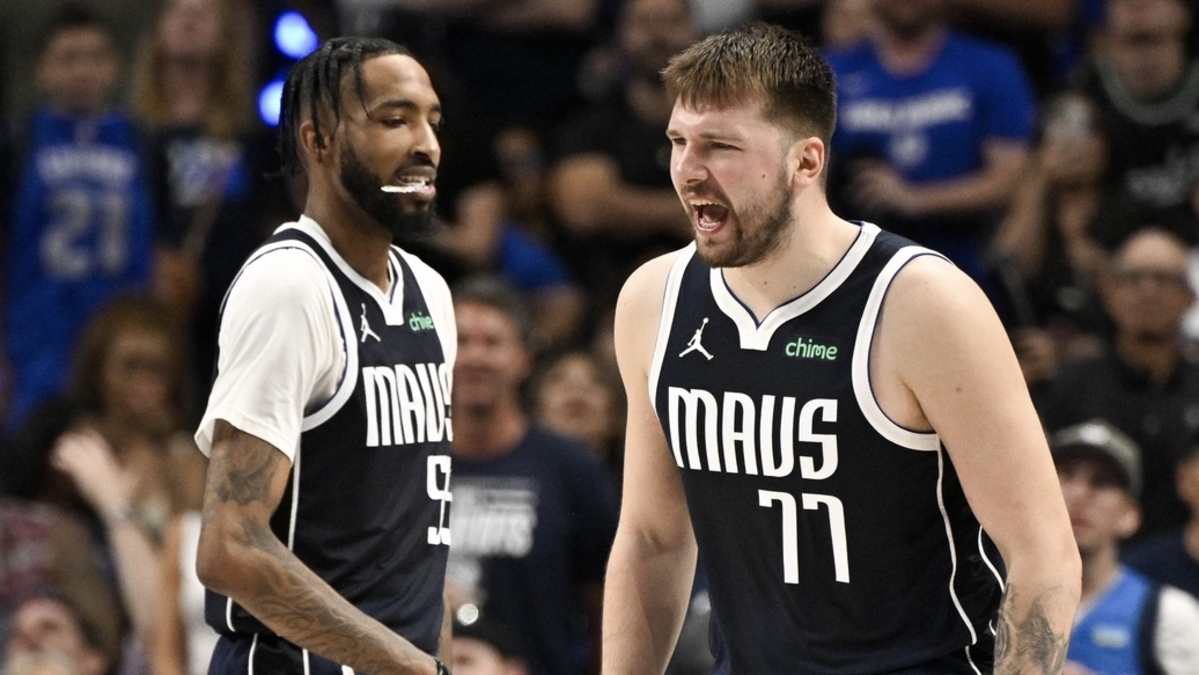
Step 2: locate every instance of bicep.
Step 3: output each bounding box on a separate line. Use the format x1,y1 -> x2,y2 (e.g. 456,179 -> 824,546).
887,259 -> 1065,553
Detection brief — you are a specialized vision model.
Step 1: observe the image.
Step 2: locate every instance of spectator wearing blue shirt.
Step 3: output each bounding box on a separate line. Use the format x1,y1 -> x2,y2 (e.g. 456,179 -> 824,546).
825,0 -> 1036,285
1052,420 -> 1199,674
3,5 -> 157,430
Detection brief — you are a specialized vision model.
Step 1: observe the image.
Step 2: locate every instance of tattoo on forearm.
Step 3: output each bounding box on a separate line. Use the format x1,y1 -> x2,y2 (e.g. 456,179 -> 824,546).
993,584 -> 1069,674
204,425 -> 426,674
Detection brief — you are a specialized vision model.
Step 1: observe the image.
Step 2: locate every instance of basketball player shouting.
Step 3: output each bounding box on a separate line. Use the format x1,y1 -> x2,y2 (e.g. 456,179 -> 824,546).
603,24 -> 1081,674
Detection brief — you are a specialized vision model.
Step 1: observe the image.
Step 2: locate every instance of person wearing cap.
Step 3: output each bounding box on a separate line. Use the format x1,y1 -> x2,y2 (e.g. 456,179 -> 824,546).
449,614 -> 528,675
1124,435 -> 1199,600
1052,419 -> 1199,674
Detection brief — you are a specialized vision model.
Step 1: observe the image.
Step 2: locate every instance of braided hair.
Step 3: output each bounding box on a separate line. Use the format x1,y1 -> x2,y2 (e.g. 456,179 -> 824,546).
278,36 -> 413,176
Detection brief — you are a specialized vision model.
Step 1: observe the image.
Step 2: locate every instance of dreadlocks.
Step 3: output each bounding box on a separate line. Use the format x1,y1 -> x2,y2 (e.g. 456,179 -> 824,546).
278,36 -> 413,176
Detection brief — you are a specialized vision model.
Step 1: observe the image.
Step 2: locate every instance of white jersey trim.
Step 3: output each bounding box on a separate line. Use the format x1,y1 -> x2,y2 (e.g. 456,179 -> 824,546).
979,527 -> 1005,592
938,447 -> 979,647
293,216 -> 407,325
247,632 -> 259,675
711,222 -> 880,351
649,244 -> 697,410
851,246 -> 943,451
300,244 -> 358,432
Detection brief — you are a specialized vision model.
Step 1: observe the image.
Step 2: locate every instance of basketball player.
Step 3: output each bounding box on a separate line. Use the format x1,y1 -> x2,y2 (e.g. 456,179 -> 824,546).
194,38 -> 453,675
603,24 -> 1081,674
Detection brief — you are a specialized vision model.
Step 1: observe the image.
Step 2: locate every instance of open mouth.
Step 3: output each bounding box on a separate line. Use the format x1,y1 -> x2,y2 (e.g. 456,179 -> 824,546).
692,201 -> 730,232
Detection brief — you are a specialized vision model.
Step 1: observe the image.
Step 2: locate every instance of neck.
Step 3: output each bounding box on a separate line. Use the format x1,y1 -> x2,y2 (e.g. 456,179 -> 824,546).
877,24 -> 946,75
453,400 -> 528,458
721,203 -> 860,321
162,58 -> 213,126
1116,333 -> 1179,385
1080,545 -> 1123,603
303,191 -> 393,291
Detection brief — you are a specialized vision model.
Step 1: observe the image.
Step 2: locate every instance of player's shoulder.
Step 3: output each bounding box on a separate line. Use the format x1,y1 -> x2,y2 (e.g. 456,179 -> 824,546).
393,245 -> 452,300
617,244 -> 693,311
229,232 -> 330,308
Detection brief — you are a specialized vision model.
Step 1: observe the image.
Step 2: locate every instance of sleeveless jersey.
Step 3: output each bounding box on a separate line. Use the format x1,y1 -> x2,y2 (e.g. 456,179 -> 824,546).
651,223 -> 1004,674
1068,568 -> 1159,675
4,108 -> 155,426
205,227 -> 453,669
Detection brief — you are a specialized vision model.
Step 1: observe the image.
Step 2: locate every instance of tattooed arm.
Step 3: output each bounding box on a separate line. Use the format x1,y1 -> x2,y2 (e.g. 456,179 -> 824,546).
195,420 -> 440,675
993,583 -> 1077,674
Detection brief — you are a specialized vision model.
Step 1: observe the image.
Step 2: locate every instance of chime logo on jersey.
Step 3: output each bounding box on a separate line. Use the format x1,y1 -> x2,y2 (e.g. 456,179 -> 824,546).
363,362 -> 453,447
666,386 -> 838,479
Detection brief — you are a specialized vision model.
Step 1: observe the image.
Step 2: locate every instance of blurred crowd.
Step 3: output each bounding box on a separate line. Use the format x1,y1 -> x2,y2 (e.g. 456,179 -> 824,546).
3,0 -> 1199,673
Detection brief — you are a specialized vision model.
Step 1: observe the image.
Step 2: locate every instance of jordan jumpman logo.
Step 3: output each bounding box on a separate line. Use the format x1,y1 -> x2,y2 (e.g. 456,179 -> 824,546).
679,317 -> 714,360
360,303 -> 381,343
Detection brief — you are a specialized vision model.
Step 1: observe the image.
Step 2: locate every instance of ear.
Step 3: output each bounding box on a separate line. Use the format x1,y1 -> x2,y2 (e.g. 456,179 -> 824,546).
298,119 -> 328,165
787,136 -> 826,189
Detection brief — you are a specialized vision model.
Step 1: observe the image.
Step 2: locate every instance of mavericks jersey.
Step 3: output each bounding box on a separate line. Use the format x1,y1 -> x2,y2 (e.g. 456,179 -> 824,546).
651,223 -> 1003,674
205,227 -> 453,668
4,108 -> 155,426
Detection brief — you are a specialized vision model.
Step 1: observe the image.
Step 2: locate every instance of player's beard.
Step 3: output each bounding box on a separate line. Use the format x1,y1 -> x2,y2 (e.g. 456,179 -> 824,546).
696,172 -> 793,269
339,142 -> 440,244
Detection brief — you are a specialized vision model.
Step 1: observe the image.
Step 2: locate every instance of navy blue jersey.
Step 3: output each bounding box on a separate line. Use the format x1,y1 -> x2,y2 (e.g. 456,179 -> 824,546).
4,108 -> 156,426
650,223 -> 1003,674
206,227 -> 452,671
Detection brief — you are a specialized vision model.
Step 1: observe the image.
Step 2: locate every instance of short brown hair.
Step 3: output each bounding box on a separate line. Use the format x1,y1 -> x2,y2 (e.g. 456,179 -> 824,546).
662,22 -> 836,145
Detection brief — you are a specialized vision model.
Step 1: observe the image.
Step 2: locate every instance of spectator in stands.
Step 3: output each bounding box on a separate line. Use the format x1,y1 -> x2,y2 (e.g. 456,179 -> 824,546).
0,497 -> 123,671
1051,420 -> 1199,673
825,0 -> 1036,285
450,614 -> 529,675
4,594 -> 111,675
10,295 -> 204,672
1036,228 -> 1199,539
432,127 -> 585,351
1125,434 -> 1199,599
128,0 -> 276,396
3,4 -> 157,430
529,348 -> 625,485
990,91 -> 1111,385
1077,0 -> 1199,230
448,276 -> 618,675
549,0 -> 699,312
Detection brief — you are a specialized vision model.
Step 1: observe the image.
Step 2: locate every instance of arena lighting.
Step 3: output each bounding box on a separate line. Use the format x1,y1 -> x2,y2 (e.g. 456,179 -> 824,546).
258,9 -> 319,125
258,78 -> 285,126
274,11 -> 318,59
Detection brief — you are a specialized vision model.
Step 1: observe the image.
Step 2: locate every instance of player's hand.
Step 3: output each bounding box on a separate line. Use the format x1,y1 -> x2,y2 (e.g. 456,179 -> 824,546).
1062,660 -> 1096,675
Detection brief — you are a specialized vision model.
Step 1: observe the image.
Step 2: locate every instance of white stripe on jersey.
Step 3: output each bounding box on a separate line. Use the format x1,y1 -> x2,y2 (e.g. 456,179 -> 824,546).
649,244 -> 696,410
708,223 -> 879,352
937,447 -> 979,646
851,245 -> 943,452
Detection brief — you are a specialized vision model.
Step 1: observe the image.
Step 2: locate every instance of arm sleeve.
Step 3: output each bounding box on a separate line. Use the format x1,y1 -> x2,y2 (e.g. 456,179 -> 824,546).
194,248 -> 341,460
1154,585 -> 1199,675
